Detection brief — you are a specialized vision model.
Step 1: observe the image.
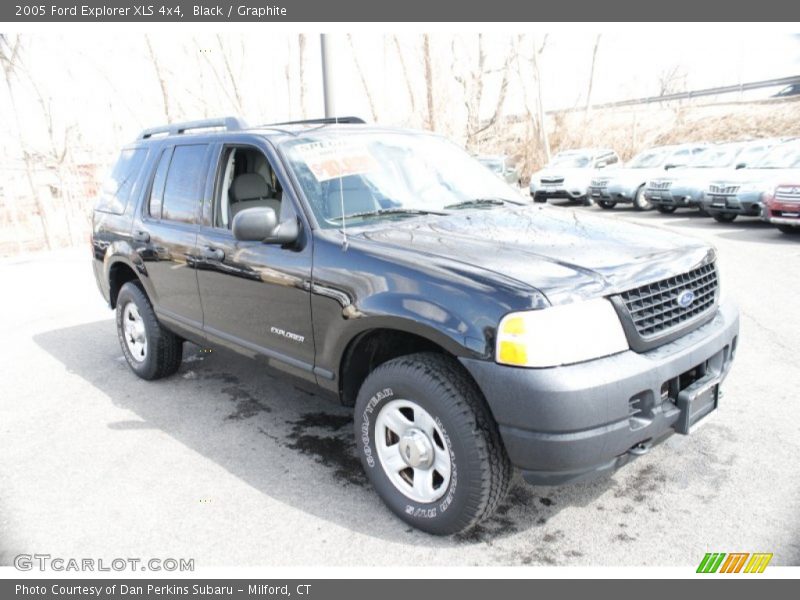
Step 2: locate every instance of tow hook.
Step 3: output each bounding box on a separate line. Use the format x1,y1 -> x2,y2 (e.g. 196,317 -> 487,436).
628,441 -> 652,456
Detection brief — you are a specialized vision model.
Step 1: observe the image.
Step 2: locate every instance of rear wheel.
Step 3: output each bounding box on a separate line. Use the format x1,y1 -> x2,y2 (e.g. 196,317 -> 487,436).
597,200 -> 616,210
354,352 -> 511,535
633,186 -> 652,211
712,212 -> 737,223
657,205 -> 677,214
116,281 -> 183,380
777,224 -> 800,234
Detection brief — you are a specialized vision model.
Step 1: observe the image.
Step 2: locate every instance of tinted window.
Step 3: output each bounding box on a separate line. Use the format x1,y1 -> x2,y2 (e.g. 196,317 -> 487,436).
161,144 -> 209,224
148,148 -> 172,219
96,148 -> 148,214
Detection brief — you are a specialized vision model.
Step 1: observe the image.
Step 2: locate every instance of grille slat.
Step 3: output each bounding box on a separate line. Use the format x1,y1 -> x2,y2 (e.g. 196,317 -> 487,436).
619,263 -> 718,340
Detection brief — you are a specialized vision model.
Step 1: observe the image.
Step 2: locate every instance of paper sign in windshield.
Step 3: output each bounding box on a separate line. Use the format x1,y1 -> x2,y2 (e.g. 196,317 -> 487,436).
295,140 -> 379,182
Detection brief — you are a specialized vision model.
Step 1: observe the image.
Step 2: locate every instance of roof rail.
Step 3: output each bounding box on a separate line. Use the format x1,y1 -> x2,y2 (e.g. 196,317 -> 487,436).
138,116 -> 248,140
261,116 -> 366,127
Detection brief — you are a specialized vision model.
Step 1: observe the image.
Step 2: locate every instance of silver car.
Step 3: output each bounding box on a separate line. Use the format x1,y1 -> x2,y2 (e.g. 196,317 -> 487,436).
699,139 -> 800,223
645,140 -> 780,214
530,148 -> 619,205
589,143 -> 708,211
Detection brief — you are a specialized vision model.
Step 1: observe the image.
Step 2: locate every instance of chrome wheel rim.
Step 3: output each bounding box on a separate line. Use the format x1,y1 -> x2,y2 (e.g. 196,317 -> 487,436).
637,187 -> 652,210
374,399 -> 452,504
122,303 -> 147,362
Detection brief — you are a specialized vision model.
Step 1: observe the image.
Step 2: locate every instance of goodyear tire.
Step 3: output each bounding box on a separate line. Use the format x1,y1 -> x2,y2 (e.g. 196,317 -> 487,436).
657,205 -> 677,214
712,212 -> 737,223
597,200 -> 616,209
116,281 -> 183,380
354,352 -> 511,535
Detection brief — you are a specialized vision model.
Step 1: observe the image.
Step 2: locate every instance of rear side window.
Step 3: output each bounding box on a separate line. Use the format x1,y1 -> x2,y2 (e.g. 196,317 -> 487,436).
160,144 -> 210,224
96,148 -> 148,214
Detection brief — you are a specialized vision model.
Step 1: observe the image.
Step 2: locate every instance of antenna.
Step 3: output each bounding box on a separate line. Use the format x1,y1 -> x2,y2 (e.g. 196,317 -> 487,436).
336,115 -> 349,250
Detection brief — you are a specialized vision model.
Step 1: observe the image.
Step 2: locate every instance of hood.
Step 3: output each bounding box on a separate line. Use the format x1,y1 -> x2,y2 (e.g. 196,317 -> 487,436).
711,167 -> 800,186
355,205 -> 713,306
533,167 -> 594,181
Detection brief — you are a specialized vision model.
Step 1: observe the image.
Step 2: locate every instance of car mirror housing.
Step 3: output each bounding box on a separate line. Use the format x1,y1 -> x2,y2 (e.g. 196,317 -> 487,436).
664,163 -> 678,170
232,207 -> 300,245
735,162 -> 747,169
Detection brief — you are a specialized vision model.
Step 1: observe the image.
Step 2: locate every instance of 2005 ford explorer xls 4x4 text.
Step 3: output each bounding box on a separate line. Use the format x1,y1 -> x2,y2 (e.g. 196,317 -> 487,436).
91,117 -> 739,535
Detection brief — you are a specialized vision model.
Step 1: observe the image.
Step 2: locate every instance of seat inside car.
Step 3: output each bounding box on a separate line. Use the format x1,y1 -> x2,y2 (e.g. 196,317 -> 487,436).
229,172 -> 281,219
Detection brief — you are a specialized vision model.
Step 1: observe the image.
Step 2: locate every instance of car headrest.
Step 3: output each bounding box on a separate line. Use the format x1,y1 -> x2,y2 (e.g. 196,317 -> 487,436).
231,173 -> 273,202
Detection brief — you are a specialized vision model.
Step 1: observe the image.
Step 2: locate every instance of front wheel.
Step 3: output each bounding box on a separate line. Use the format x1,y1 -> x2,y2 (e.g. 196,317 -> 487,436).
633,186 -> 652,211
354,353 -> 511,535
116,281 -> 183,380
597,200 -> 616,210
657,205 -> 677,214
712,212 -> 737,223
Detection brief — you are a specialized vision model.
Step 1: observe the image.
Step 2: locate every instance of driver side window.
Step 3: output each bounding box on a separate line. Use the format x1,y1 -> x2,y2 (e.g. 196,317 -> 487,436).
214,146 -> 288,229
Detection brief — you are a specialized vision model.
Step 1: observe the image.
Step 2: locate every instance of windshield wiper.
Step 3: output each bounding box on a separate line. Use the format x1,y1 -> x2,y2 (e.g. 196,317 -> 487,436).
444,198 -> 519,209
329,207 -> 446,222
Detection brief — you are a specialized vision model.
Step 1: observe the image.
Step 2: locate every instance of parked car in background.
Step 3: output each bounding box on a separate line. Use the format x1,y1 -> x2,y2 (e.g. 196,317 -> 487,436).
700,139 -> 800,223
772,83 -> 800,98
589,143 -> 708,211
529,148 -> 619,204
646,139 -> 779,214
477,155 -> 521,186
762,183 -> 800,234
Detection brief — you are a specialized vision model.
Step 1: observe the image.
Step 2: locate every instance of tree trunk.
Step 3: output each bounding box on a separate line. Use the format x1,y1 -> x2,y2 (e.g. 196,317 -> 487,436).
422,34 -> 435,131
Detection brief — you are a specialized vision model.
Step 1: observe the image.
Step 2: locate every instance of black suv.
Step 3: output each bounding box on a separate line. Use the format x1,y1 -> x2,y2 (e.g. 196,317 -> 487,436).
92,117 -> 740,535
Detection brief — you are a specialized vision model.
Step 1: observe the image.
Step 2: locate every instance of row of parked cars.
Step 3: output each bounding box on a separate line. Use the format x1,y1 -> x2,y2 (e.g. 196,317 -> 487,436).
524,138 -> 800,234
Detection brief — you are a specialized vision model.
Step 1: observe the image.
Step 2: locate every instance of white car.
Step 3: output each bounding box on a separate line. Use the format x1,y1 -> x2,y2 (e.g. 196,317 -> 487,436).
529,148 -> 620,205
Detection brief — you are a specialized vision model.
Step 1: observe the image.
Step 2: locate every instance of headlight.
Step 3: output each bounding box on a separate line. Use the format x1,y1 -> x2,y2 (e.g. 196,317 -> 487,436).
496,298 -> 629,367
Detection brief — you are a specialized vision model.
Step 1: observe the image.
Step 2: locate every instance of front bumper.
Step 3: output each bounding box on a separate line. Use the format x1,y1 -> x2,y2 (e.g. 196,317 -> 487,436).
646,185 -> 703,208
701,190 -> 763,216
531,182 -> 589,202
764,201 -> 800,226
589,182 -> 638,204
460,298 -> 739,485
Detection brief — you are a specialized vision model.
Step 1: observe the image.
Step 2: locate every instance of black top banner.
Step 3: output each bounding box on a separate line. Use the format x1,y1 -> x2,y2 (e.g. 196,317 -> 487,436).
3,0 -> 800,22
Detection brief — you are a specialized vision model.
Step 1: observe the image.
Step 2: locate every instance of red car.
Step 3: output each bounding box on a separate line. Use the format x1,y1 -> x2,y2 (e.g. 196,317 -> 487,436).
763,184 -> 800,234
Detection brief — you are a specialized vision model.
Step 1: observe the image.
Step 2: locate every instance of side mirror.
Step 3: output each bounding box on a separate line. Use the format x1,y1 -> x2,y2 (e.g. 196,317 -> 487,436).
735,162 -> 747,169
232,207 -> 300,245
596,161 -> 607,169
664,163 -> 678,170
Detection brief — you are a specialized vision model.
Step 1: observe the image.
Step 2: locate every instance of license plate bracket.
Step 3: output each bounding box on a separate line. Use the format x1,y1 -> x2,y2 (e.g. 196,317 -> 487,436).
675,374 -> 720,434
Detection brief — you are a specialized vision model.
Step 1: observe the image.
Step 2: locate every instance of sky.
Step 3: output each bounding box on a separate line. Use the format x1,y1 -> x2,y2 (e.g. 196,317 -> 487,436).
2,30 -> 799,160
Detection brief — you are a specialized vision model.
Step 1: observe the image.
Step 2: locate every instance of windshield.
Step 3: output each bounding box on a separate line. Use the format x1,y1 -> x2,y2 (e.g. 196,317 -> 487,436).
281,131 -> 522,228
478,158 -> 504,173
547,152 -> 592,168
690,144 -> 744,168
626,148 -> 669,168
754,142 -> 800,169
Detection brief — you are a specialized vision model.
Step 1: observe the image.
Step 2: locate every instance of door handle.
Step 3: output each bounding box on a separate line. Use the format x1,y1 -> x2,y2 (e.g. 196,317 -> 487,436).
202,246 -> 225,261
132,230 -> 150,243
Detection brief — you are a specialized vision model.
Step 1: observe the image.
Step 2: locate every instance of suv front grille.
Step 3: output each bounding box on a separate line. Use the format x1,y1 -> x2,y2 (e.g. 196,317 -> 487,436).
775,186 -> 800,202
541,176 -> 564,185
648,180 -> 672,191
619,262 -> 718,341
708,184 -> 739,195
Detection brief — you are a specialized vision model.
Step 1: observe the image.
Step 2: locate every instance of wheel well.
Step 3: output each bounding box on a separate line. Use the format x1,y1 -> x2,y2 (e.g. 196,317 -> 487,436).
109,262 -> 140,308
339,329 -> 451,406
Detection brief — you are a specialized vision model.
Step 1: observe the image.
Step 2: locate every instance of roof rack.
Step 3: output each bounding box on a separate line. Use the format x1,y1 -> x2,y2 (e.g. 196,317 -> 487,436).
138,116 -> 248,140
261,116 -> 366,127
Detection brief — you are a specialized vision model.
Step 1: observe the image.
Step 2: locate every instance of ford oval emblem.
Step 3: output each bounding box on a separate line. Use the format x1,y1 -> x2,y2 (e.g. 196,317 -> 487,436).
677,289 -> 695,308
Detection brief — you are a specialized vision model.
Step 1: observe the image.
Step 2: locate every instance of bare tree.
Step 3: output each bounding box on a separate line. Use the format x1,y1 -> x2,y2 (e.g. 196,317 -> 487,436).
422,34 -> 436,131
0,34 -> 53,250
392,35 -> 416,117
581,34 -> 602,143
145,35 -> 173,122
452,35 -> 514,150
298,34 -> 308,118
347,34 -> 379,122
196,35 -> 245,115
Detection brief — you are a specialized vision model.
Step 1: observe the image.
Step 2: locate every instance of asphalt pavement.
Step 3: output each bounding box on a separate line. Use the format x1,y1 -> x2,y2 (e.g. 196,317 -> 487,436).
1,205 -> 798,568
